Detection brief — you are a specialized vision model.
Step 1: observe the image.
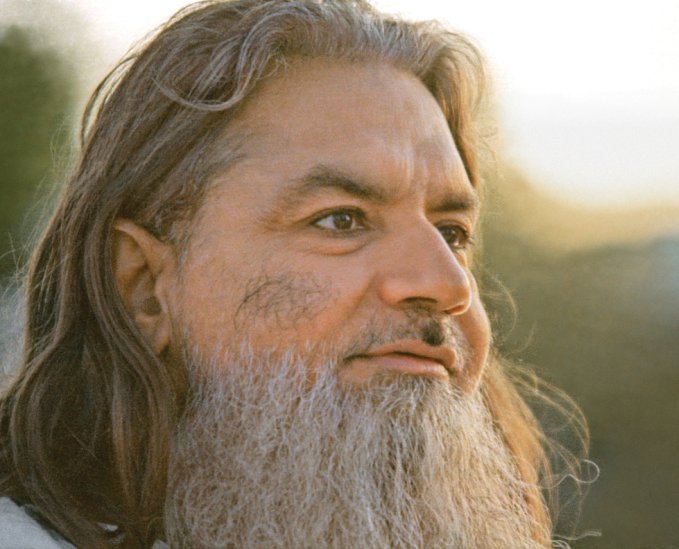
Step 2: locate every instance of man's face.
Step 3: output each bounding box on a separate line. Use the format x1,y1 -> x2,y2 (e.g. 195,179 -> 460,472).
170,58 -> 491,391
162,61 -> 545,547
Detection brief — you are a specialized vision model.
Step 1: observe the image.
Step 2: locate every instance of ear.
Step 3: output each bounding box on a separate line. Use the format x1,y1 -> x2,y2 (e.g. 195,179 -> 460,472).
112,219 -> 177,355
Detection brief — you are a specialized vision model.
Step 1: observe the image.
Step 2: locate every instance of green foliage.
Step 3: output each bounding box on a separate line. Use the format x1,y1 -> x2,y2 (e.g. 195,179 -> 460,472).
0,25 -> 75,275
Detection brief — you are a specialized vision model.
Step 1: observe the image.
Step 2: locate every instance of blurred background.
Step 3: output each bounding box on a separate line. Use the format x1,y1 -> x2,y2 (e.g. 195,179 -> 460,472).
1,0 -> 678,546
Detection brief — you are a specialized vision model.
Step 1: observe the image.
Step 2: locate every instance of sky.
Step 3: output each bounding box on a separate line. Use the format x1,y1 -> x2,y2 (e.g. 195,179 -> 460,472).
4,0 -> 679,207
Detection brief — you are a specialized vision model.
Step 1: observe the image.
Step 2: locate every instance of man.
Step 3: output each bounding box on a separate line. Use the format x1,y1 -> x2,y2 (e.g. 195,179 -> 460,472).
0,1 -> 587,547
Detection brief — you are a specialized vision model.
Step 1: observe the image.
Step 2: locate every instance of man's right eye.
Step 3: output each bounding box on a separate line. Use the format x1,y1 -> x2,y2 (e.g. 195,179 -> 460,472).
312,209 -> 366,232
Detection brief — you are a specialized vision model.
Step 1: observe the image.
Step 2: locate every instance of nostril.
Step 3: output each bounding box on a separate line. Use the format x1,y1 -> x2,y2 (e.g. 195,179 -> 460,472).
402,296 -> 438,307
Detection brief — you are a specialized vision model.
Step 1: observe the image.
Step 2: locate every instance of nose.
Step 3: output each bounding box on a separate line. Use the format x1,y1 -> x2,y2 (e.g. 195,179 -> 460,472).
375,222 -> 473,315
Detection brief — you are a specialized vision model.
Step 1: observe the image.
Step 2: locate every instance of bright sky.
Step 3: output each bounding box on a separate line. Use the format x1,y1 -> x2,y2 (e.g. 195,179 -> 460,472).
6,0 -> 679,207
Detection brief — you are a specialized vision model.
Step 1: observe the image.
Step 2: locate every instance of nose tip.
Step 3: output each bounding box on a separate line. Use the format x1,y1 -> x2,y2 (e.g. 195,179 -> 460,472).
376,228 -> 473,315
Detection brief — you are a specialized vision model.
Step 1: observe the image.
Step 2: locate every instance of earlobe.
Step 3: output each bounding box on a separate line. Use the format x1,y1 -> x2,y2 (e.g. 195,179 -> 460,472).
112,219 -> 177,355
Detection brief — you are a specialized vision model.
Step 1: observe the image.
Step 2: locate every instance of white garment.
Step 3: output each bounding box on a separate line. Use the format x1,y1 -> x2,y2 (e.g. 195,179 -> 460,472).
0,497 -> 74,548
0,498 -> 169,549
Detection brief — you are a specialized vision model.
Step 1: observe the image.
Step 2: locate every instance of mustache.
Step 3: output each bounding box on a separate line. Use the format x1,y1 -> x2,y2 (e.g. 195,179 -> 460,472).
181,312 -> 471,387
327,313 -> 470,364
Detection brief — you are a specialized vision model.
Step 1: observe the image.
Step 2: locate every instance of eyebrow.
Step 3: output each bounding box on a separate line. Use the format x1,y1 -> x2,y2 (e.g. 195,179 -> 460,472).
428,191 -> 480,215
272,164 -> 480,215
281,165 -> 390,207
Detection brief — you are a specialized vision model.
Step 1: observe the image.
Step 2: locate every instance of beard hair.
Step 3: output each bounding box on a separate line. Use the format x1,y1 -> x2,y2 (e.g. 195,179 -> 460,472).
163,346 -> 548,548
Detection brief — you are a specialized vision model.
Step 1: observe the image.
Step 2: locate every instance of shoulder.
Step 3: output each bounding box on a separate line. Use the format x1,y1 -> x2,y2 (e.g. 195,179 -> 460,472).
0,497 -> 75,548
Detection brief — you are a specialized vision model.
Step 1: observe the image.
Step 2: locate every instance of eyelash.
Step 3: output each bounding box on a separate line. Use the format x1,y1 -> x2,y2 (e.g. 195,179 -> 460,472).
311,208 -> 367,234
436,224 -> 474,251
311,208 -> 474,250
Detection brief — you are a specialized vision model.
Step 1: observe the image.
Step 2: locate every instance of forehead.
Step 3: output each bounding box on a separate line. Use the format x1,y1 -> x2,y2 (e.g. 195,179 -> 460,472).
209,58 -> 474,210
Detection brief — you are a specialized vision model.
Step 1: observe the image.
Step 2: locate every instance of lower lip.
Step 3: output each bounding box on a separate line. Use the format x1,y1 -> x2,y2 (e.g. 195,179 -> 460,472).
342,353 -> 449,383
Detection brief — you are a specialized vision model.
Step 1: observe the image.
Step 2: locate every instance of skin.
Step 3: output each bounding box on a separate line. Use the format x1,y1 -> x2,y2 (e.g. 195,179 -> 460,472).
163,58 -> 491,391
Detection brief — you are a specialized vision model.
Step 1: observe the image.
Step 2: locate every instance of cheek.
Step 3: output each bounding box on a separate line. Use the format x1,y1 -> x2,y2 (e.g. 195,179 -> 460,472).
234,270 -> 337,335
175,268 -> 339,357
231,254 -> 376,347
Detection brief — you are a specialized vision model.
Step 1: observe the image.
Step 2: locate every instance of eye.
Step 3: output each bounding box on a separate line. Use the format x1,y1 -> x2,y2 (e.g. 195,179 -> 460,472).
437,224 -> 473,250
312,209 -> 366,232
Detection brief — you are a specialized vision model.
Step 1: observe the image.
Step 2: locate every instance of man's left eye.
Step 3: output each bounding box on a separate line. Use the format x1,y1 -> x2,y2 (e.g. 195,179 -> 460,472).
313,210 -> 366,232
437,224 -> 473,250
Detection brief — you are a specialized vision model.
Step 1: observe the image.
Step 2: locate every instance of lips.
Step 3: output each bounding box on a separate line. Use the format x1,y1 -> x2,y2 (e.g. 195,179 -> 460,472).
343,339 -> 459,383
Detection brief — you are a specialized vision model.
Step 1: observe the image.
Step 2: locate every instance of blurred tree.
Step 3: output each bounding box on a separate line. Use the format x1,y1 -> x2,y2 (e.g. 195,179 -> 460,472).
0,25 -> 75,276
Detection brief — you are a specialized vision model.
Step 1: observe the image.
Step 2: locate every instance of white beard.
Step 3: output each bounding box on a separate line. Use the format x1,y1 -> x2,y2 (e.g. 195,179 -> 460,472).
164,347 -> 548,548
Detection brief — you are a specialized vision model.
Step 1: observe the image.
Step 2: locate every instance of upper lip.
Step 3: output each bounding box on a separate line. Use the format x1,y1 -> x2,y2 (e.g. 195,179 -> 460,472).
352,339 -> 459,374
